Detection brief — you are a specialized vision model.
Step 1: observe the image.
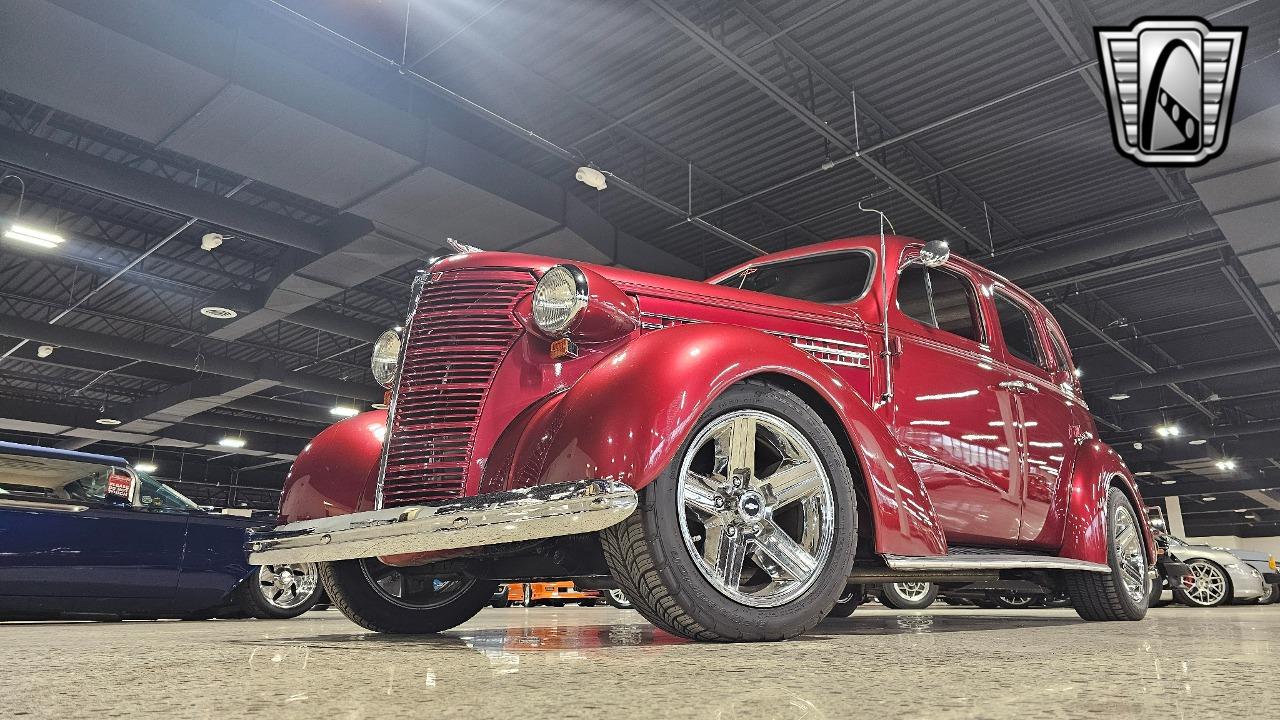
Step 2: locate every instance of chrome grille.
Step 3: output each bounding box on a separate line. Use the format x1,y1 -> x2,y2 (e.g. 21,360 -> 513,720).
380,268 -> 535,507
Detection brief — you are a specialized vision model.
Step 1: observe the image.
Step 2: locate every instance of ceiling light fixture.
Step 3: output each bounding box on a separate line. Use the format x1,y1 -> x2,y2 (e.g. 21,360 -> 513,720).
329,405 -> 359,418
95,417 -> 121,426
200,306 -> 238,320
1154,424 -> 1181,438
1214,459 -> 1237,471
574,166 -> 608,190
218,435 -> 246,449
1072,367 -> 1083,378
5,223 -> 66,248
371,402 -> 388,410
1108,392 -> 1130,401
1161,480 -> 1177,485
134,461 -> 158,473
1188,439 -> 1207,446
1234,508 -> 1249,513
36,344 -> 55,358
1201,496 -> 1216,502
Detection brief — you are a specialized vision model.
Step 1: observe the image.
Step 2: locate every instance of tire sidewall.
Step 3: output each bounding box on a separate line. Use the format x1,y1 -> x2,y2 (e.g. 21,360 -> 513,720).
320,559 -> 497,633
639,382 -> 858,638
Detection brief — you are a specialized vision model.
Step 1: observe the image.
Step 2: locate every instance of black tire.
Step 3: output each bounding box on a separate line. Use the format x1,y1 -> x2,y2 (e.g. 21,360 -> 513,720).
880,582 -> 938,609
1172,559 -> 1232,607
603,588 -> 633,609
826,585 -> 864,618
1147,572 -> 1168,608
599,380 -> 858,642
1067,487 -> 1149,621
319,558 -> 496,634
237,563 -> 324,620
1260,583 -> 1280,605
491,585 -> 511,608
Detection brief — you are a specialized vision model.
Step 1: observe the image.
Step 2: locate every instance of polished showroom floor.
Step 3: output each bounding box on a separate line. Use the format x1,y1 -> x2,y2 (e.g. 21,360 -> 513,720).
2,604 -> 1276,719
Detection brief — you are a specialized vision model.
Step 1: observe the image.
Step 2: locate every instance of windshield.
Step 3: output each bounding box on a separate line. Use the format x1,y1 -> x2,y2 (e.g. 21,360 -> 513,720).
714,251 -> 874,304
136,472 -> 200,511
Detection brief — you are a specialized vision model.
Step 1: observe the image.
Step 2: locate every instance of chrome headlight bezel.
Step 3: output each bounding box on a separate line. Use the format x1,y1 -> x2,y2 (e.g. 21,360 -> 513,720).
370,328 -> 402,389
531,264 -> 589,338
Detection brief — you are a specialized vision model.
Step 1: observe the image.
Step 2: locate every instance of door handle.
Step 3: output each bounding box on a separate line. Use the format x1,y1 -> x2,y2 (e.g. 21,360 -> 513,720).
998,380 -> 1026,393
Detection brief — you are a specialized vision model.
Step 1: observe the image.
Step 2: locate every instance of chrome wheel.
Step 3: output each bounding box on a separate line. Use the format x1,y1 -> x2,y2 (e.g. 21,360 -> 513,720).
676,410 -> 836,608
894,583 -> 932,603
359,559 -> 477,610
1183,560 -> 1228,606
1112,504 -> 1148,603
257,563 -> 319,610
606,589 -> 631,607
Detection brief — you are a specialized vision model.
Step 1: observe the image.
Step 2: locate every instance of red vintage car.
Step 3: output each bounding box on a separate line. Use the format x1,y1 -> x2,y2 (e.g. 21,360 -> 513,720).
249,234 -> 1156,641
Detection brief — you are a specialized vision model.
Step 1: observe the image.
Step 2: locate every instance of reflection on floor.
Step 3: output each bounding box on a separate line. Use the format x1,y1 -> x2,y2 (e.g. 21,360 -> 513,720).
3,604 -> 1277,719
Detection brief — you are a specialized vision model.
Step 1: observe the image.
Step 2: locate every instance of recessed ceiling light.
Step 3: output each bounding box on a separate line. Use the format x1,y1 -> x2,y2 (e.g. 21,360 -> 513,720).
1188,439 -> 1207,445
1155,424 -> 1181,438
200,306 -> 238,320
134,461 -> 158,473
371,402 -> 388,410
95,417 -> 121,426
1161,480 -> 1177,485
1214,459 -> 1237,471
1201,496 -> 1216,502
1134,471 -> 1153,477
5,223 -> 65,248
1108,392 -> 1130,401
329,405 -> 359,418
1234,508 -> 1248,513
218,436 -> 246,448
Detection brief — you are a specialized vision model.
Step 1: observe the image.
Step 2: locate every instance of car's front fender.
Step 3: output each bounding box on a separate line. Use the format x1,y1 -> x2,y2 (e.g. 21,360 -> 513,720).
276,411 -> 386,524
480,323 -> 947,557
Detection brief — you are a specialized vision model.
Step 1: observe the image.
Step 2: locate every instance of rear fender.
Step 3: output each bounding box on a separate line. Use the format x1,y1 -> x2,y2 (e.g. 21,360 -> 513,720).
481,323 -> 947,556
1058,439 -> 1157,565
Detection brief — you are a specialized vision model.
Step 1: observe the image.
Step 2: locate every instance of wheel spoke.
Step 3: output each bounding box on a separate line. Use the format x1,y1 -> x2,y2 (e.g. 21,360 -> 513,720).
682,472 -> 721,516
1114,524 -> 1138,555
760,460 -> 821,508
753,520 -> 818,581
719,416 -> 756,479
702,519 -> 750,588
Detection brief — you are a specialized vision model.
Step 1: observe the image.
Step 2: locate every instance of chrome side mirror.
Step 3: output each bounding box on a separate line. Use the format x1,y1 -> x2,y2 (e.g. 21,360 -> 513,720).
919,240 -> 950,267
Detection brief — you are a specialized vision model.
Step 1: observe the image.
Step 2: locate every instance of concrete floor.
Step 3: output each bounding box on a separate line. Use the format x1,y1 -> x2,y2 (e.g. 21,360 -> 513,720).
2,604 -> 1276,719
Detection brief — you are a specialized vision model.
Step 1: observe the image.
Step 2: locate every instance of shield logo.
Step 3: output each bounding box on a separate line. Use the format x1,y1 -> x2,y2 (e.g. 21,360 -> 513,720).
1095,17 -> 1246,166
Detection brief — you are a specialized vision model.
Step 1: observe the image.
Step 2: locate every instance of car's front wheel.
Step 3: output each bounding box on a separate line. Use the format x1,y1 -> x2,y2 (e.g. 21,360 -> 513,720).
600,381 -> 858,642
238,563 -> 323,619
1173,559 -> 1231,607
319,558 -> 496,633
1066,487 -> 1150,621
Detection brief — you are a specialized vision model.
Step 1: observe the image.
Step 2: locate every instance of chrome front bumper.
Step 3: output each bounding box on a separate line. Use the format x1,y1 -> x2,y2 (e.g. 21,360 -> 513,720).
246,480 -> 637,565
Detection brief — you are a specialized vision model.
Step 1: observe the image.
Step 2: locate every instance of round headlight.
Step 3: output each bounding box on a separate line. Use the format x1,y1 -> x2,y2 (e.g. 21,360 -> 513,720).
532,265 -> 588,337
371,328 -> 402,389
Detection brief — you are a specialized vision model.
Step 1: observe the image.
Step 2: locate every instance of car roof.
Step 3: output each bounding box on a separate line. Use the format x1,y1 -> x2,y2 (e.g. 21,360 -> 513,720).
0,440 -> 127,467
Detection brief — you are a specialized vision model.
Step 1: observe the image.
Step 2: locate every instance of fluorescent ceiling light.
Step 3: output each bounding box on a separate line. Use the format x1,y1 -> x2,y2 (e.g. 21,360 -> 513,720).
1161,480 -> 1176,485
1108,392 -> 1130,401
1187,439 -> 1207,445
218,436 -> 246,448
95,417 -> 121,426
5,223 -> 65,248
134,461 -> 158,473
329,405 -> 359,418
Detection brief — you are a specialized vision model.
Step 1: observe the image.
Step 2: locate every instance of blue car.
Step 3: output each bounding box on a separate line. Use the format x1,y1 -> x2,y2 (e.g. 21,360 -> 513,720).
0,442 -> 321,621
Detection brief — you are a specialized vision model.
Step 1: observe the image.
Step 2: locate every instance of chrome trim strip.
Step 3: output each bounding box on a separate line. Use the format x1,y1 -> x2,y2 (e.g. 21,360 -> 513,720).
883,554 -> 1112,573
639,313 -> 871,368
248,479 -> 637,565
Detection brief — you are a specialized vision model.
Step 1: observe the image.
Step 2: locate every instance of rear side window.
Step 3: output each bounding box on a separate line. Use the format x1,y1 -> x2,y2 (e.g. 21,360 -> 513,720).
1047,330 -> 1073,372
897,265 -> 984,343
993,293 -> 1045,367
716,251 -> 874,304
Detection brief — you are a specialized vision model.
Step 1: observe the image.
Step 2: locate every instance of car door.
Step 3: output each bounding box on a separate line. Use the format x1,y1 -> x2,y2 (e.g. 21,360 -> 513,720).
0,468 -> 188,599
890,260 -> 1022,546
988,289 -> 1079,549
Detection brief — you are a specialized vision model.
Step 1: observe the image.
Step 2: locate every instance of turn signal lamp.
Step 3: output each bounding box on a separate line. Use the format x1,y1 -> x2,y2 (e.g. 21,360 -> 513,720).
550,337 -> 579,360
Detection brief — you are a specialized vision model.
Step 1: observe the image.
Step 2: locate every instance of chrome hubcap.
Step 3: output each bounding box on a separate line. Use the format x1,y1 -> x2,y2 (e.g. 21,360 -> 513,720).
894,582 -> 932,602
258,563 -> 319,610
1184,560 -> 1227,605
1112,504 -> 1148,603
607,589 -> 630,606
677,410 -> 836,608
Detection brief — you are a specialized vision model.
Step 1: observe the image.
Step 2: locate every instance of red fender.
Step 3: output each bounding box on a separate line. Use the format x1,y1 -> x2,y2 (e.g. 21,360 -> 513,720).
1058,439 -> 1157,565
482,323 -> 947,557
276,411 -> 386,524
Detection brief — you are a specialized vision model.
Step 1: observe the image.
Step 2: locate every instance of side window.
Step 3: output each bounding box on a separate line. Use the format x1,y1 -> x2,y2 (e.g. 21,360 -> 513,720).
993,293 -> 1046,368
1047,330 -> 1073,372
897,265 -> 983,343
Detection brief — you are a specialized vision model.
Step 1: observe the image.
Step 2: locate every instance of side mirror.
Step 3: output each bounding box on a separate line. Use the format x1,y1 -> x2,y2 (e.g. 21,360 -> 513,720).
919,240 -> 950,267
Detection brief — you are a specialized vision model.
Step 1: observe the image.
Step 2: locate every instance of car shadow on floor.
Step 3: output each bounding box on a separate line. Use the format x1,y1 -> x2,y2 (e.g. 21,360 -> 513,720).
806,612 -> 1088,637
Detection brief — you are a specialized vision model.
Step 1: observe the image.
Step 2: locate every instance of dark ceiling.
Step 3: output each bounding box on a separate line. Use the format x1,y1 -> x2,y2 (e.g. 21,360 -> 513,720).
0,0 -> 1278,537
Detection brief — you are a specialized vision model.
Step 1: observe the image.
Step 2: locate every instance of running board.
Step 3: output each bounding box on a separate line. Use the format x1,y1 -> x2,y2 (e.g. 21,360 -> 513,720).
883,554 -> 1111,573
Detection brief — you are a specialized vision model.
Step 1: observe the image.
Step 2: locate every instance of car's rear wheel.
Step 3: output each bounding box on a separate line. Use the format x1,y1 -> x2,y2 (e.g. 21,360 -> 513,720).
319,558 -> 496,633
826,585 -> 864,618
1259,583 -> 1280,605
880,582 -> 938,609
1066,487 -> 1149,621
993,592 -> 1038,609
600,380 -> 858,642
1173,559 -> 1231,607
238,563 -> 323,619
